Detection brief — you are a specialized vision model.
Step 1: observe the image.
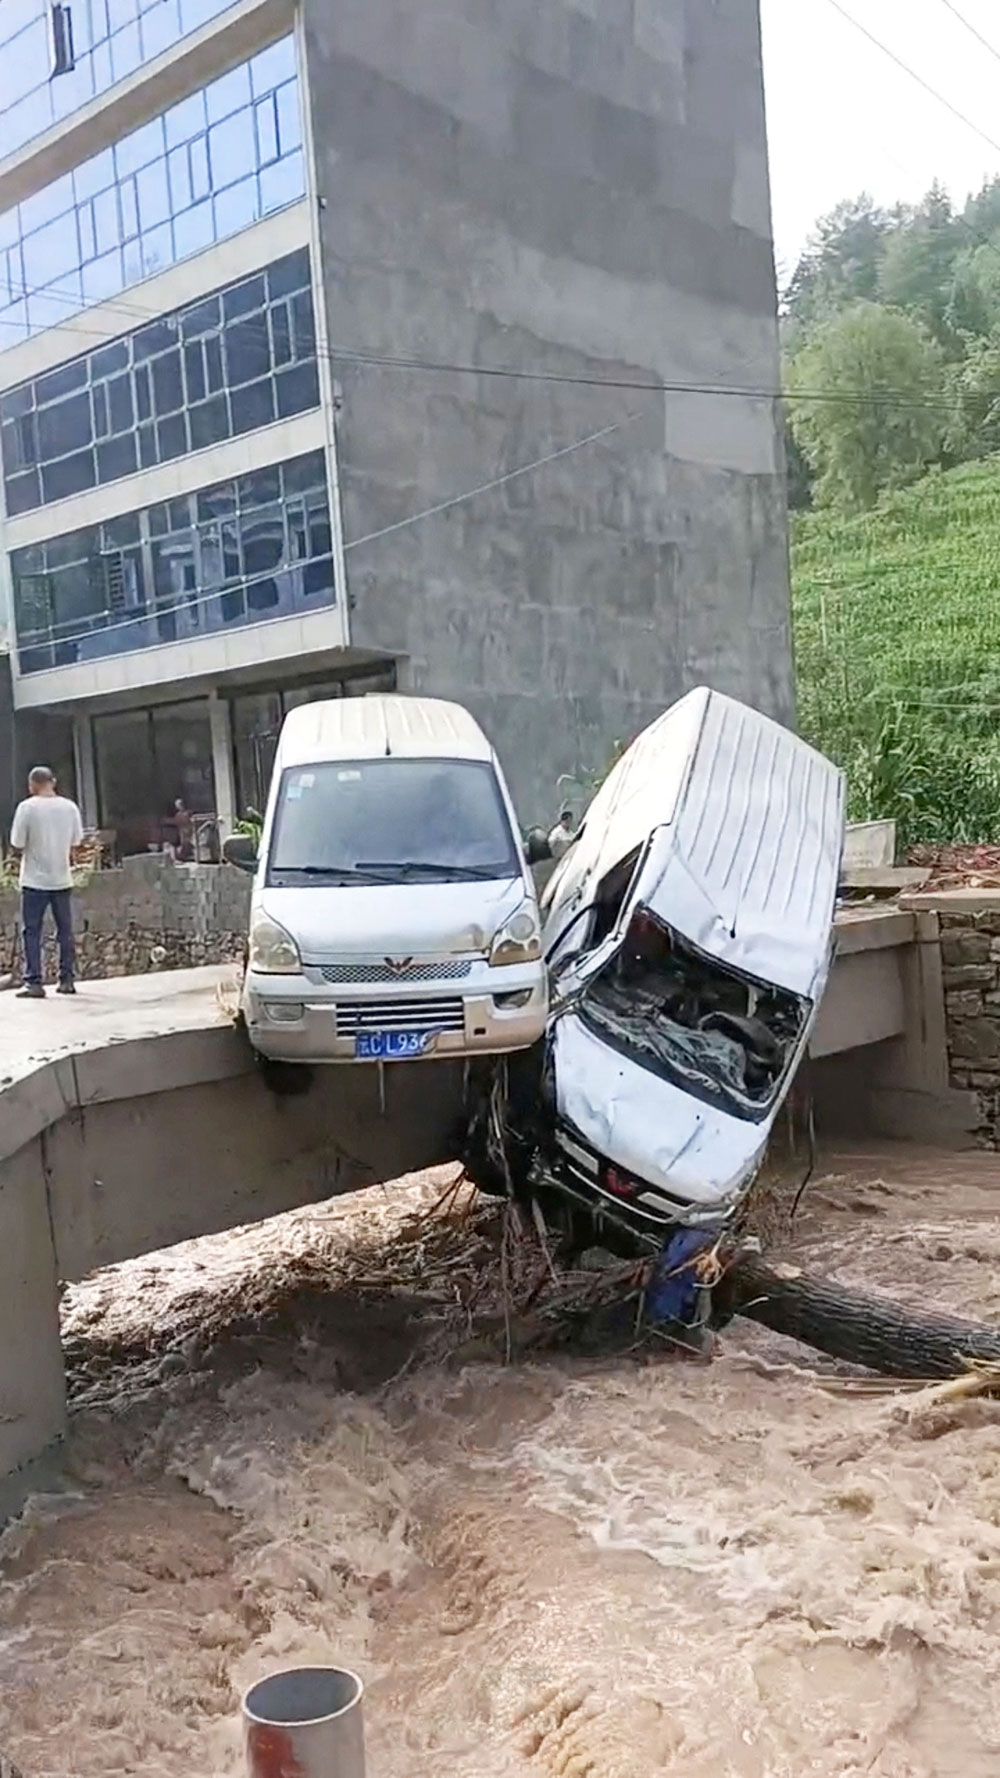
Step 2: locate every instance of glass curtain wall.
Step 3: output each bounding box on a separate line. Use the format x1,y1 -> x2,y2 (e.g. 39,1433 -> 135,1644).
0,0 -> 242,163
0,35 -> 304,343
11,449 -> 335,672
1,249 -> 317,514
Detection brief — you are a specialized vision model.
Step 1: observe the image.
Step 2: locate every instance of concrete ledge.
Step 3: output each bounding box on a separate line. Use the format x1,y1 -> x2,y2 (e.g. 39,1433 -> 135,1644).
834,907 -> 916,956
900,889 -> 1000,913
0,968 -> 243,1165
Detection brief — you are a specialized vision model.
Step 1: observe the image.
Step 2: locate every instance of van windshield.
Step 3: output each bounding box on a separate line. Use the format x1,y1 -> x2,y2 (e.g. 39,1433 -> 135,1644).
267,758 -> 520,885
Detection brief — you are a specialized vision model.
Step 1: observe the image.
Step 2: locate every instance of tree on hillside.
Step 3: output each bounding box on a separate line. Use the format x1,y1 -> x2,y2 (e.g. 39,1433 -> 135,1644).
787,302 -> 946,510
964,175 -> 1000,239
944,327 -> 1000,458
876,184 -> 961,348
783,195 -> 890,340
946,236 -> 1000,341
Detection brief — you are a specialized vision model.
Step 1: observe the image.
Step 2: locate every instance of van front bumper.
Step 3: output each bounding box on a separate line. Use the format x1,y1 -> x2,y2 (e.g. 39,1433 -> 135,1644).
243,968 -> 548,1063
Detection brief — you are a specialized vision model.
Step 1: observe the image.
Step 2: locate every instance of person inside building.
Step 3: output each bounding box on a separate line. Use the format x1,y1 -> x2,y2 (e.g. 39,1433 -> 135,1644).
172,798 -> 195,862
9,766 -> 85,999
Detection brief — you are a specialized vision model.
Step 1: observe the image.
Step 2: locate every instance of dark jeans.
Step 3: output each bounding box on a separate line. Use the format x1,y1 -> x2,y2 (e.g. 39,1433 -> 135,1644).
22,887 -> 75,987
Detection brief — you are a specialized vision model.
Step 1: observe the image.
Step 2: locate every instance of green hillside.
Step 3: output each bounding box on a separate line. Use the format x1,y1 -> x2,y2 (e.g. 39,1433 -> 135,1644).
792,456 -> 1000,844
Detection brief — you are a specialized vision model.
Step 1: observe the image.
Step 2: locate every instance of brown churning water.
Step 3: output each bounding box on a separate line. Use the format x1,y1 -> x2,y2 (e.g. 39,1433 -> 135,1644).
2,1150 -> 1000,1777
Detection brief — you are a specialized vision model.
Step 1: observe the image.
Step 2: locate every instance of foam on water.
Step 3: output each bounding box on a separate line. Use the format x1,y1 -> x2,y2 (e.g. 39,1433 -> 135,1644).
4,1156 -> 1000,1776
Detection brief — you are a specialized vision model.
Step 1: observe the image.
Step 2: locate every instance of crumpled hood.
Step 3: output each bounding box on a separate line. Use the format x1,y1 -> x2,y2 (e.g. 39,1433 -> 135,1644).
255,877 -> 525,961
551,1013 -> 769,1211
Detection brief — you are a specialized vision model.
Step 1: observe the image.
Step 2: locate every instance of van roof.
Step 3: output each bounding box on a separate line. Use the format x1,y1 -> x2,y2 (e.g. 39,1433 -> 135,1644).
566,687 -> 844,998
638,687 -> 845,996
276,694 -> 494,766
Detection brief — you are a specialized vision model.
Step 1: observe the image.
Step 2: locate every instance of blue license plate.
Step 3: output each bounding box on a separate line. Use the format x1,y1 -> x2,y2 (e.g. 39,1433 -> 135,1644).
354,1028 -> 442,1060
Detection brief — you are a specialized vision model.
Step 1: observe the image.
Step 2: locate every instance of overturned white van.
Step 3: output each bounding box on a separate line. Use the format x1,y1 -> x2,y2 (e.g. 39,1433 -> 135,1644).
532,686 -> 845,1244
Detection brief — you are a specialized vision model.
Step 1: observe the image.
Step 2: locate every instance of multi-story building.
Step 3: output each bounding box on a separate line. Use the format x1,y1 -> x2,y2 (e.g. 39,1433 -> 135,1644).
0,0 -> 792,855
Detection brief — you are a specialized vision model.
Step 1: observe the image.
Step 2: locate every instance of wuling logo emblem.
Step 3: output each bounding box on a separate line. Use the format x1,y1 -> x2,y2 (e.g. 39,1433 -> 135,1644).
384,957 -> 416,976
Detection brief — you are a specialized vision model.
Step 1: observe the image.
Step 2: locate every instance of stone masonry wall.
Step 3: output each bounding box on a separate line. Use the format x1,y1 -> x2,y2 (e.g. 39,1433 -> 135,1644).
0,855 -> 251,982
940,901 -> 1000,1145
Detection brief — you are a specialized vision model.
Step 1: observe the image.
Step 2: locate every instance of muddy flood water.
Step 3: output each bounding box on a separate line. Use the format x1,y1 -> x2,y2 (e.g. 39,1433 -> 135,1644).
4,1143 -> 1000,1777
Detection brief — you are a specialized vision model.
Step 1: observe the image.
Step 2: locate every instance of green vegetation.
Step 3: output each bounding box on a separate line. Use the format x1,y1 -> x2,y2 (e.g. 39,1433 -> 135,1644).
793,453 -> 1000,845
784,183 -> 1000,513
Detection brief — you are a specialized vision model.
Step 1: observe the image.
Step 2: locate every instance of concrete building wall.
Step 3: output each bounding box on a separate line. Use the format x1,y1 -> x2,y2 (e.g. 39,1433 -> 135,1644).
303,0 -> 792,818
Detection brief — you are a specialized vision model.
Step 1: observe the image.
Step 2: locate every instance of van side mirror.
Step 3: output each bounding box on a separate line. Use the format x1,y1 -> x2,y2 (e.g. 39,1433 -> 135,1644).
524,827 -> 552,865
223,834 -> 258,873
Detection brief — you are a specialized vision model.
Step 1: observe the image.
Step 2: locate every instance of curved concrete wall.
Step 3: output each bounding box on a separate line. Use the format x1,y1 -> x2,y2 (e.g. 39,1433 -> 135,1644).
0,969 -> 463,1505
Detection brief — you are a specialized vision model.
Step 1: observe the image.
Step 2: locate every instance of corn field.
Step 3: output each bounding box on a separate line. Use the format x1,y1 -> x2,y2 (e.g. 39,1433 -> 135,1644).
792,456 -> 1000,847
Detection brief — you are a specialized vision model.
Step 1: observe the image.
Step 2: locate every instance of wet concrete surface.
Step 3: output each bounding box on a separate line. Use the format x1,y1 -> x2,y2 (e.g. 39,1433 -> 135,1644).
2,1141 -> 1000,1776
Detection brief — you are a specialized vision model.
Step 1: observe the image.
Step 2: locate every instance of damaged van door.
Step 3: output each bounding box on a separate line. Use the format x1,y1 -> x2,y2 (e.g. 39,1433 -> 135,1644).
467,687 -> 845,1252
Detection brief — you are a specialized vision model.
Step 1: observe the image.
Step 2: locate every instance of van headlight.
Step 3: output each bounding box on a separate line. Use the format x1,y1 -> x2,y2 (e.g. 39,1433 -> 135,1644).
249,912 -> 302,974
489,904 -> 542,968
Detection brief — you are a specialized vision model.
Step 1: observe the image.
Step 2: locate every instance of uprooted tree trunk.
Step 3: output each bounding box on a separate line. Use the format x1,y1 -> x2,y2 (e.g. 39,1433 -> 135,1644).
716,1250 -> 1000,1379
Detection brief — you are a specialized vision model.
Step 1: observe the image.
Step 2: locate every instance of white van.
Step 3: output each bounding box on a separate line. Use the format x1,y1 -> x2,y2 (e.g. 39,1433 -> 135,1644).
228,695 -> 548,1065
535,686 -> 845,1241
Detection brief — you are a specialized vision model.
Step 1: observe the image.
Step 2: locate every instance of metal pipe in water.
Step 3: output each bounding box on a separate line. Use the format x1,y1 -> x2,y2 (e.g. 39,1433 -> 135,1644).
243,1667 -> 365,1778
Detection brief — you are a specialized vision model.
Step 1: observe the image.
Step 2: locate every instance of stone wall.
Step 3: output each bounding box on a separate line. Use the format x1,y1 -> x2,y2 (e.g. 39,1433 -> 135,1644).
0,855 -> 251,981
938,896 -> 1000,1145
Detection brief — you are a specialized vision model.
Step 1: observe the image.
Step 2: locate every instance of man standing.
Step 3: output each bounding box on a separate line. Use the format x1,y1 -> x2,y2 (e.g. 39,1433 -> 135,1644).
9,766 -> 84,999
547,807 -> 577,860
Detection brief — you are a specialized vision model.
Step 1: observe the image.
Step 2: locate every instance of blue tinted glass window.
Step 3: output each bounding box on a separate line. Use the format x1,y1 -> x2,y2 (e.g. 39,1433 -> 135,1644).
1,250 -> 319,512
164,88 -> 205,149
0,0 -> 241,161
254,94 -> 278,165
12,449 -> 335,673
275,81 -> 301,155
249,37 -> 295,96
139,0 -> 180,62
136,160 -> 171,231
74,150 -> 112,203
258,151 -> 303,218
0,36 -> 305,344
115,116 -> 165,178
205,61 -> 251,123
207,111 -> 246,191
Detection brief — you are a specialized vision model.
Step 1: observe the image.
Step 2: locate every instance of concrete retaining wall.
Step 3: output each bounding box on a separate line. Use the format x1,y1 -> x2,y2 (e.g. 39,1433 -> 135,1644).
0,856 -> 251,980
0,973 -> 464,1511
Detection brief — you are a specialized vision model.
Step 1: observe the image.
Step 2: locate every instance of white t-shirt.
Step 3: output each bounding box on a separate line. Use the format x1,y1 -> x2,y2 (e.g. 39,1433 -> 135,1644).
10,794 -> 84,891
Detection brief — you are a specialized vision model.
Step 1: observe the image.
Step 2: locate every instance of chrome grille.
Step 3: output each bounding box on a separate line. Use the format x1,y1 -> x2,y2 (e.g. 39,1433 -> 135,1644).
318,959 -> 472,985
336,996 -> 466,1037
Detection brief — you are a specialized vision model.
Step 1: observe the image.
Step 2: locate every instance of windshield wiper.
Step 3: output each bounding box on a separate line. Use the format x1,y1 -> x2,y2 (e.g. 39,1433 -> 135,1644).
271,864 -> 388,882
355,860 -> 505,881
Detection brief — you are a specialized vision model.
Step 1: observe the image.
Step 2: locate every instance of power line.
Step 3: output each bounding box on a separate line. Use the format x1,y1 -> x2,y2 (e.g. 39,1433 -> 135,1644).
823,0 -> 1000,159
934,0 -> 1000,69
0,271 -> 967,416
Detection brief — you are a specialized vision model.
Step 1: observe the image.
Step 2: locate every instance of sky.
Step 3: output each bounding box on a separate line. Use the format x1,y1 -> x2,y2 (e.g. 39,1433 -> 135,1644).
760,0 -> 1000,286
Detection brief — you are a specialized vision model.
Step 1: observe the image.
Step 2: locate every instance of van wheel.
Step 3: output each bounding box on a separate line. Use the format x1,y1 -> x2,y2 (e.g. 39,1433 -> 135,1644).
255,1053 -> 314,1097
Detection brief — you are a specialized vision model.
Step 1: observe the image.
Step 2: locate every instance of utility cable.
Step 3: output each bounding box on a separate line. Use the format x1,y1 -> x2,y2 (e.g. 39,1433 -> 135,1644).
934,0 -> 1000,70
0,268 -> 962,412
823,0 -> 1000,159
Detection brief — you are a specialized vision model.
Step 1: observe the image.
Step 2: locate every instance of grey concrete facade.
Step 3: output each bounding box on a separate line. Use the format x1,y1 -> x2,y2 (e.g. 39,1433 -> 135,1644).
304,0 -> 792,815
